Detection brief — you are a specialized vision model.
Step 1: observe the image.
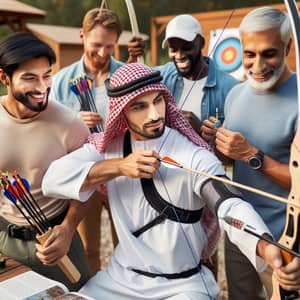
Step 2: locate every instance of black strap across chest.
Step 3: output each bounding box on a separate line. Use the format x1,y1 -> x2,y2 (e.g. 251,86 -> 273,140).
123,130 -> 202,237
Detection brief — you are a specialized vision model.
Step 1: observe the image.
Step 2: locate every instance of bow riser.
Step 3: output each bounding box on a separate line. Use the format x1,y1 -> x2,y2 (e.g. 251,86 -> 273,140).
271,1 -> 300,299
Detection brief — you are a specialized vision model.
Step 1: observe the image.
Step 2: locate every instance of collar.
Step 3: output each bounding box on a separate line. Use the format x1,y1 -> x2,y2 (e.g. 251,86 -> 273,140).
203,56 -> 217,88
132,127 -> 171,152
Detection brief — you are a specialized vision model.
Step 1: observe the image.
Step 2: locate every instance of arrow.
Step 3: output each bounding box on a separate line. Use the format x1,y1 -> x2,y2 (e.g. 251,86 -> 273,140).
160,156 -> 298,208
222,215 -> 300,260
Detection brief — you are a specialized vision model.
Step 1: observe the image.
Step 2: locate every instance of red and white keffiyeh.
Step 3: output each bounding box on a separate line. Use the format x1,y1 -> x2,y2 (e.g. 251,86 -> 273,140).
88,63 -> 209,152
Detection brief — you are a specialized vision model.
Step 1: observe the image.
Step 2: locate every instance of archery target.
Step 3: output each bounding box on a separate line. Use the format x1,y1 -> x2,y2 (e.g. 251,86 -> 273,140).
208,28 -> 244,80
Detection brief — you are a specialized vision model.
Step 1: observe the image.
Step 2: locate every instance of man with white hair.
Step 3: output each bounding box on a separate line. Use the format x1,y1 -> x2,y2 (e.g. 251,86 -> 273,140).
214,6 -> 298,300
42,63 -> 300,300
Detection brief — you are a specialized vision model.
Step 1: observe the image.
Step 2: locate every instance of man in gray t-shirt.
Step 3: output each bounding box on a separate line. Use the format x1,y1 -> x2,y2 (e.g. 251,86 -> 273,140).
213,7 -> 299,300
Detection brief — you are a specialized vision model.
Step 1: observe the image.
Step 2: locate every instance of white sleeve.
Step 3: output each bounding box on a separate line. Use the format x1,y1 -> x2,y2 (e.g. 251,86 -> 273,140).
42,143 -> 103,202
218,198 -> 271,272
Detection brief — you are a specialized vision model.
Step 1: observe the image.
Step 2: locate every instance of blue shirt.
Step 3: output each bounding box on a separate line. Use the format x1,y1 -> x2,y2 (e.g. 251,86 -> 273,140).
156,57 -> 238,123
50,55 -> 123,111
223,74 -> 298,240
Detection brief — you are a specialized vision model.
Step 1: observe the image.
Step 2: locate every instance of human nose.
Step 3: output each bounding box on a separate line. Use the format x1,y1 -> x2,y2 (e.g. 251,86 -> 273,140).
149,105 -> 160,120
36,79 -> 49,92
97,47 -> 107,57
174,49 -> 184,59
252,55 -> 266,73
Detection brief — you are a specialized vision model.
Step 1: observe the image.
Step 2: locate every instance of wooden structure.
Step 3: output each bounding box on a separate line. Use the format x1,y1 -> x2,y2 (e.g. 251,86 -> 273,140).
26,23 -> 148,73
150,2 -> 300,69
0,0 -> 148,74
0,257 -> 30,282
0,0 -> 45,31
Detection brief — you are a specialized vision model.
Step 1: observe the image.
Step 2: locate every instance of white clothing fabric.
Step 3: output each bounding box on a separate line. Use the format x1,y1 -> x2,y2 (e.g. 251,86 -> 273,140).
95,85 -> 109,123
43,127 -> 270,300
179,77 -> 206,116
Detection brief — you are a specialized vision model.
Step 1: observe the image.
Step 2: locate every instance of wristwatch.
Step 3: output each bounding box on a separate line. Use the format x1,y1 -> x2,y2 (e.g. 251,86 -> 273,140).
248,150 -> 264,170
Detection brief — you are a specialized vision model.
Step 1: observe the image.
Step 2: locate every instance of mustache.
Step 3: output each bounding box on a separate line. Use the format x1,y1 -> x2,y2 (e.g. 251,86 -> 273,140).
247,68 -> 274,76
144,118 -> 165,127
25,87 -> 50,96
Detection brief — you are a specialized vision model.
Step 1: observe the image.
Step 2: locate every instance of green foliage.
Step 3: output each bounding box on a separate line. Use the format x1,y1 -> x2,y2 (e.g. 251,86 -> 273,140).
0,84 -> 7,96
10,0 -> 287,65
18,0 -> 284,35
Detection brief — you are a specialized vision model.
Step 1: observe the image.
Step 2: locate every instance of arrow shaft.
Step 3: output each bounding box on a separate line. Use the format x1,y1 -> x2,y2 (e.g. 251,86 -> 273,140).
160,159 -> 296,208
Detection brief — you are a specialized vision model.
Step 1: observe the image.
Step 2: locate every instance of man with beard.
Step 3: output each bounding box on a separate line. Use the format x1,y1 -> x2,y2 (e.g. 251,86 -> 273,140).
50,8 -> 145,275
0,32 -> 90,291
155,14 -> 238,144
214,7 -> 298,300
42,63 -> 300,300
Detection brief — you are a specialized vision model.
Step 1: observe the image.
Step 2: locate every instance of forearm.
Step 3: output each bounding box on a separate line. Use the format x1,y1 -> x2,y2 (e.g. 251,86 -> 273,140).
260,155 -> 291,189
81,150 -> 161,191
218,198 -> 271,271
62,199 -> 94,235
81,158 -> 124,191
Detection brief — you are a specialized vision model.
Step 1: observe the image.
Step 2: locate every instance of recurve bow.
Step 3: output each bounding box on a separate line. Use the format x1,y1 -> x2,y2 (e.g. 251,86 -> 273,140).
271,1 -> 300,299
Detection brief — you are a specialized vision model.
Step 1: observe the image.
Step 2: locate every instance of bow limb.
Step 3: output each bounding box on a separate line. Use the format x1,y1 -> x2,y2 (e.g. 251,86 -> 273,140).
271,1 -> 300,299
124,0 -> 144,64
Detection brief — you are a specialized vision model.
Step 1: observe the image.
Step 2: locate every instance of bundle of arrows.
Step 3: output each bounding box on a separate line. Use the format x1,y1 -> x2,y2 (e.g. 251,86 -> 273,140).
69,73 -> 103,133
0,171 -> 80,283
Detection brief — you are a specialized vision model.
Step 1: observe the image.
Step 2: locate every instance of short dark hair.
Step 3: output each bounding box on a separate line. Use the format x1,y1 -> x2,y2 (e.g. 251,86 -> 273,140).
0,32 -> 56,77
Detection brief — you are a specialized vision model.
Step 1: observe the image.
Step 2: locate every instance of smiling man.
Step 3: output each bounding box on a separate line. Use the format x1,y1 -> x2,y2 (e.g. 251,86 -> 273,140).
214,7 -> 298,300
156,14 -> 238,146
0,32 -> 90,291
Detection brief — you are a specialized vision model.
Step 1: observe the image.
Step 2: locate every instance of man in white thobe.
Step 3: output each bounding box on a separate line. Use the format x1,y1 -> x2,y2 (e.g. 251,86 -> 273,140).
42,63 -> 300,300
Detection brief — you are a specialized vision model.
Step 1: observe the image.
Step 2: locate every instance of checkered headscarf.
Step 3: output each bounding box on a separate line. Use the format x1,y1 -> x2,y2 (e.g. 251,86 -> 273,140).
88,63 -> 209,152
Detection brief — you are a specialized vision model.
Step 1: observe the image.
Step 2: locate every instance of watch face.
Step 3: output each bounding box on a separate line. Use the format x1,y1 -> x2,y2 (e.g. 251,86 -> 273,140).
249,157 -> 262,169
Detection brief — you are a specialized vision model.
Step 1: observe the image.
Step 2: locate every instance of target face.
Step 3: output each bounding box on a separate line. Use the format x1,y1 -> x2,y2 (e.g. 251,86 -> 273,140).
208,28 -> 244,80
213,37 -> 242,73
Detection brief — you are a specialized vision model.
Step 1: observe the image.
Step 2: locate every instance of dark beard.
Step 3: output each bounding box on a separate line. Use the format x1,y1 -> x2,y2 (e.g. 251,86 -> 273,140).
12,87 -> 50,112
128,118 -> 166,140
174,52 -> 202,78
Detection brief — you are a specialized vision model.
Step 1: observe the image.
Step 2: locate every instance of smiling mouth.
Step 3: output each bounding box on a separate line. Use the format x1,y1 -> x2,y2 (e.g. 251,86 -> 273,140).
249,70 -> 274,81
29,93 -> 46,103
175,59 -> 190,69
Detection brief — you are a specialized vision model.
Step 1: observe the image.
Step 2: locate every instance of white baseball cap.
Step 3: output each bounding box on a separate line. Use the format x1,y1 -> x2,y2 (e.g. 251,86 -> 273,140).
162,14 -> 202,48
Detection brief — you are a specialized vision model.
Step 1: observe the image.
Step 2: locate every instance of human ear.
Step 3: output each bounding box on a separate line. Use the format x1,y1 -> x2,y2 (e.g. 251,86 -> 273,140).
0,69 -> 9,85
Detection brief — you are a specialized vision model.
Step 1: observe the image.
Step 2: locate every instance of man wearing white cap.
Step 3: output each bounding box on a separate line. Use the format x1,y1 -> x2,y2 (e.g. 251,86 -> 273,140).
41,63 -> 300,300
157,14 -> 238,144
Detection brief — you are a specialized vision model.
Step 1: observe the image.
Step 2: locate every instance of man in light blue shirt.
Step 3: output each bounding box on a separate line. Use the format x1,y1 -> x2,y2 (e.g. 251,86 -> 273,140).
215,7 -> 298,300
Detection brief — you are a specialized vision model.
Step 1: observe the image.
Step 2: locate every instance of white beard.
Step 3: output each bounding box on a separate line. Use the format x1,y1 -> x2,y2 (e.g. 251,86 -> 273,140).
244,53 -> 286,91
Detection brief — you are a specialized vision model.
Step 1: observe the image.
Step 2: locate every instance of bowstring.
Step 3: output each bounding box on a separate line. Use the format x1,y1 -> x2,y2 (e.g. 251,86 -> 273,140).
156,169 -> 215,299
154,2 -> 240,298
158,0 -> 241,154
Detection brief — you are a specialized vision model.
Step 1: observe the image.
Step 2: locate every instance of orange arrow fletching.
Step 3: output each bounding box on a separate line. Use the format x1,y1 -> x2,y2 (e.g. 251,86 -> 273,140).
161,156 -> 183,168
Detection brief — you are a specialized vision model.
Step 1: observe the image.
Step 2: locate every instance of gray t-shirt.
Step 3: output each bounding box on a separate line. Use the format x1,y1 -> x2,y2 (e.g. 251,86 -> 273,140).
223,74 -> 298,240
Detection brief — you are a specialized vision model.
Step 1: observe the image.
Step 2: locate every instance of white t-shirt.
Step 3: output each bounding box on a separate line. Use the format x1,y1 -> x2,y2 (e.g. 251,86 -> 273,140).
178,77 -> 207,117
95,85 -> 109,123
